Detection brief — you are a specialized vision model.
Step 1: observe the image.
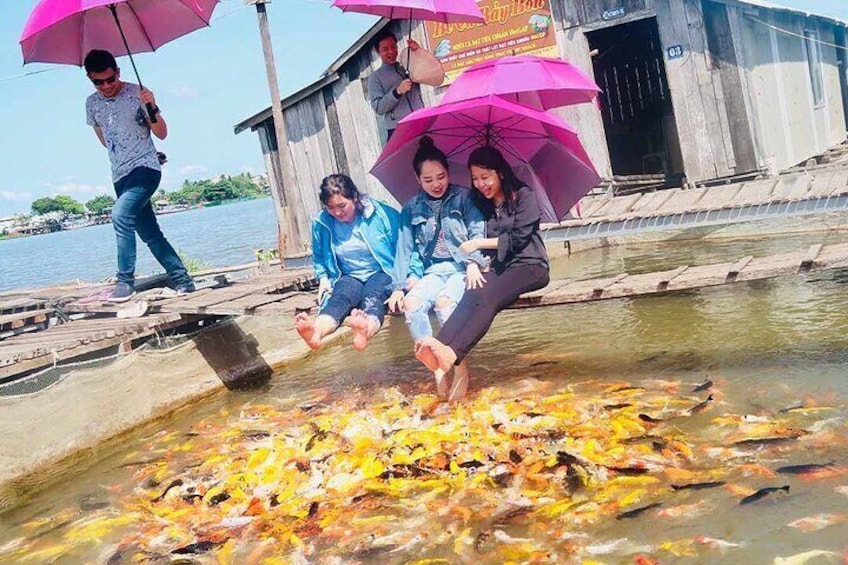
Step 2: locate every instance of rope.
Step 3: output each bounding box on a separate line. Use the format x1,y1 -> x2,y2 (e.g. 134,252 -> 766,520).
748,16 -> 848,52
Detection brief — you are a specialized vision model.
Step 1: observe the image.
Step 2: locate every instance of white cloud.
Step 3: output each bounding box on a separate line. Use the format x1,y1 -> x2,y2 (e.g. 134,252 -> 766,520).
50,182 -> 109,198
1,190 -> 33,202
178,165 -> 209,177
166,85 -> 200,99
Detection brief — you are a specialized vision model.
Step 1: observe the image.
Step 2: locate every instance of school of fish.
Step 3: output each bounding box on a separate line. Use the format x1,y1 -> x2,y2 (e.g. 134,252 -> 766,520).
1,375 -> 847,564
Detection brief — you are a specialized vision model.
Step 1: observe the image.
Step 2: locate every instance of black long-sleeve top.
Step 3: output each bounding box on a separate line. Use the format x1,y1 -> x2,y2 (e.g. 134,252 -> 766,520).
480,185 -> 549,274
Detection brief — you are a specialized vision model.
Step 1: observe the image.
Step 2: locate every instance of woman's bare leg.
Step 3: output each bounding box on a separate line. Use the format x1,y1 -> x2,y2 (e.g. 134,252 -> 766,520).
294,313 -> 337,350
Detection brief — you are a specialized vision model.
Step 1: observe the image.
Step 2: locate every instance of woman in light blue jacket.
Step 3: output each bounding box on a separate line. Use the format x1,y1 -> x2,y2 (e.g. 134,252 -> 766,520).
295,174 -> 400,351
387,137 -> 487,401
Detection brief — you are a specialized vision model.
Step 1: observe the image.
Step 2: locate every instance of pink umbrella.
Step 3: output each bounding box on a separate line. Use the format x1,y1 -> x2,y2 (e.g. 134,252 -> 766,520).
331,0 -> 485,23
440,55 -> 601,111
21,0 -> 219,121
371,95 -> 601,222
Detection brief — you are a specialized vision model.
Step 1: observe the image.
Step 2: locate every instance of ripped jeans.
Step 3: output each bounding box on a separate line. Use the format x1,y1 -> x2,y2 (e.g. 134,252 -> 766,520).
404,261 -> 466,342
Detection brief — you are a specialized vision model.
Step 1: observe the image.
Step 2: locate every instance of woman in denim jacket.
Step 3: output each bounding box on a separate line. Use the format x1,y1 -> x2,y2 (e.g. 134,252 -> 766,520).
295,174 -> 400,351
387,137 -> 487,401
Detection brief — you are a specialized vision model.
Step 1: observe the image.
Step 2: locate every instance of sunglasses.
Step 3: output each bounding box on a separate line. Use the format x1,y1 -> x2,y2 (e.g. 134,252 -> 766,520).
91,74 -> 117,86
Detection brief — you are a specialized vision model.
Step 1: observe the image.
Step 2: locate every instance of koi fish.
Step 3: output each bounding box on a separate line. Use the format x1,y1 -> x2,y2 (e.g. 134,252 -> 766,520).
616,503 -> 662,520
775,462 -> 834,475
739,485 -> 789,505
671,481 -> 725,491
786,513 -> 848,532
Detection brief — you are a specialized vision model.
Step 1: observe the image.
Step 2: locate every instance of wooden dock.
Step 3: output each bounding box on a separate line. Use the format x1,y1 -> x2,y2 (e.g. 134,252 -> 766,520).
3,242 -> 848,383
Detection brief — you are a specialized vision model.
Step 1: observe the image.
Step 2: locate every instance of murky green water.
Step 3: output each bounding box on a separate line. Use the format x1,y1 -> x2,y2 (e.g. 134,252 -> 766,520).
3,231 -> 848,564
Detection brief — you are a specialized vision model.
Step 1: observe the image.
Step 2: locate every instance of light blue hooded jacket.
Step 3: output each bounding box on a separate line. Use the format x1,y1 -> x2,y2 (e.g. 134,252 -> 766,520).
312,196 -> 401,287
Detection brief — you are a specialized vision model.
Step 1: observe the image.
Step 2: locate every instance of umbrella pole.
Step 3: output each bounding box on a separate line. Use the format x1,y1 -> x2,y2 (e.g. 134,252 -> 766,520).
108,4 -> 158,124
404,16 -> 414,112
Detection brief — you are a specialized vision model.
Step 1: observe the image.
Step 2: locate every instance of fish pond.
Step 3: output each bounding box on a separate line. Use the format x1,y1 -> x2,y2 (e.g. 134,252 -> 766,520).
3,231 -> 848,564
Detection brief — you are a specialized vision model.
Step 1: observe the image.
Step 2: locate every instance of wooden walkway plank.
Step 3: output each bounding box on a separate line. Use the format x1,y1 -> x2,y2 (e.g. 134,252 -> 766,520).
806,171 -> 838,198
629,191 -> 675,215
590,194 -> 643,218
731,178 -> 779,207
689,184 -> 744,211
252,293 -> 319,316
770,173 -> 812,201
659,190 -> 706,214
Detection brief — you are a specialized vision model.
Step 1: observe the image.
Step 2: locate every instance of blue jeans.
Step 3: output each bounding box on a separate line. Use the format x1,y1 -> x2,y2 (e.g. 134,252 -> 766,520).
404,261 -> 466,342
112,167 -> 190,286
320,272 -> 392,327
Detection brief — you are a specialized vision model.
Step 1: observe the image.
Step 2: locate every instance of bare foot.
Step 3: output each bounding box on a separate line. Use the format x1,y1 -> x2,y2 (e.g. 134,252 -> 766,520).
347,309 -> 377,351
434,368 -> 449,400
415,338 -> 441,372
449,360 -> 470,403
294,312 -> 323,350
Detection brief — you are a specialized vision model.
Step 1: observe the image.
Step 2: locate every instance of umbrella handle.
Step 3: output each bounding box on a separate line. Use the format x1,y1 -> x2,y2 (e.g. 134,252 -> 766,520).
108,4 -> 157,123
145,102 -> 159,124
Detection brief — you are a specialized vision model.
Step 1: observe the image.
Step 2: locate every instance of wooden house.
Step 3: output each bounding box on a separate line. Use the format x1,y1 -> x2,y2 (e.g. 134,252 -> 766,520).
235,0 -> 848,251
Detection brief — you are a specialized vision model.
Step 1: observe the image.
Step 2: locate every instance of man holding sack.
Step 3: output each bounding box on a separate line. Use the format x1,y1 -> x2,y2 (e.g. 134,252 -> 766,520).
368,29 -> 444,141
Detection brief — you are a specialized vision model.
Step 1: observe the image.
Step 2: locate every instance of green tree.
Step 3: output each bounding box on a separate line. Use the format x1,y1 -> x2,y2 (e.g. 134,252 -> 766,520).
32,195 -> 85,215
86,194 -> 116,215
31,197 -> 61,215
53,195 -> 85,215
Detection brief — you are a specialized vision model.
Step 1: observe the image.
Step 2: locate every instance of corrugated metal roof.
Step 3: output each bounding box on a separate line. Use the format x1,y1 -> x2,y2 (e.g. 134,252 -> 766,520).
722,0 -> 846,26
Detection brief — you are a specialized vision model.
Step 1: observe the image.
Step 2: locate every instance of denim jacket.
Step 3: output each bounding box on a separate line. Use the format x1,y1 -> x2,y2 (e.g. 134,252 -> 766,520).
312,196 -> 401,287
392,184 -> 486,291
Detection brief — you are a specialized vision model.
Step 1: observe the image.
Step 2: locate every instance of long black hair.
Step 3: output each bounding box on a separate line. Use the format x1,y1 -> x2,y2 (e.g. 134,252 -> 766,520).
319,174 -> 365,215
467,145 -> 524,215
412,136 -> 449,178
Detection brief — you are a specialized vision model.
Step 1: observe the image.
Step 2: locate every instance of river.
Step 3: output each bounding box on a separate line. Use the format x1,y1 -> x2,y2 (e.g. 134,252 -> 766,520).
1,230 -> 848,563
0,198 -> 279,292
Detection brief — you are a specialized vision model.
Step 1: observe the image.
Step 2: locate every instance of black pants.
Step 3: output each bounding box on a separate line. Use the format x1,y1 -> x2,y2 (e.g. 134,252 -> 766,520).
436,263 -> 549,364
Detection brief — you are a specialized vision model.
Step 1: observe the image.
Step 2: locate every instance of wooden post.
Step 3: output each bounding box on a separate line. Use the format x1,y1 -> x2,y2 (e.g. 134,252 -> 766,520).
247,0 -> 301,263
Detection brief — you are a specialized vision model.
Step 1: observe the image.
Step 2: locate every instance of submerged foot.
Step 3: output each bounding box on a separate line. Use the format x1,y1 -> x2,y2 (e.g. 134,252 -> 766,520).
415,338 -> 441,372
347,309 -> 377,351
434,368 -> 450,400
294,312 -> 323,350
449,360 -> 470,403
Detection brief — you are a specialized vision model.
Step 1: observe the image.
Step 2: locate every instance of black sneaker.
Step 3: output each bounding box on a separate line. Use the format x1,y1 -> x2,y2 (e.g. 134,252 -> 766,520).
175,282 -> 196,295
107,283 -> 136,303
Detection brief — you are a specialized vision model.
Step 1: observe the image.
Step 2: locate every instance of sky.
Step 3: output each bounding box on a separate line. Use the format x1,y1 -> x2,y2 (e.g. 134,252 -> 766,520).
1,0 -> 847,217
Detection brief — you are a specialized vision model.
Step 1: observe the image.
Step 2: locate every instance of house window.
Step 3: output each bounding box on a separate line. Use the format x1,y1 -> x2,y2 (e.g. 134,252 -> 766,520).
804,30 -> 824,106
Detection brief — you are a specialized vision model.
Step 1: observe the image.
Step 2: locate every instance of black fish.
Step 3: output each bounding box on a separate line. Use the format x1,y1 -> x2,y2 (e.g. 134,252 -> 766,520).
740,485 -> 790,505
171,540 -> 223,555
152,479 -> 183,502
639,414 -> 664,423
616,502 -> 662,520
563,465 -> 583,495
671,481 -> 726,491
509,449 -> 523,464
305,430 -> 328,452
556,451 -> 581,466
181,494 -> 203,503
733,437 -> 798,447
307,501 -> 320,518
603,403 -> 633,410
689,394 -> 714,414
776,462 -> 834,475
524,412 -> 545,418
208,492 -> 231,506
242,430 -> 271,441
607,466 -> 650,476
692,379 -> 713,392
459,460 -> 485,469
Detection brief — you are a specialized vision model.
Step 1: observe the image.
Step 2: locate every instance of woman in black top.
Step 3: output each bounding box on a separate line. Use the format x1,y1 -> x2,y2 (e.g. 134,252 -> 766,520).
415,146 -> 550,400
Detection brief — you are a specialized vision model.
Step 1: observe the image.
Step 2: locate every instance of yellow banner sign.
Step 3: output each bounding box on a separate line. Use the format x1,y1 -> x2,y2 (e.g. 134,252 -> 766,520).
424,0 -> 559,84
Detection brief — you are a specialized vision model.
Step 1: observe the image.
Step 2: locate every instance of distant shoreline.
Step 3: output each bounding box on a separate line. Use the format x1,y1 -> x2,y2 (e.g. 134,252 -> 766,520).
0,196 -> 271,243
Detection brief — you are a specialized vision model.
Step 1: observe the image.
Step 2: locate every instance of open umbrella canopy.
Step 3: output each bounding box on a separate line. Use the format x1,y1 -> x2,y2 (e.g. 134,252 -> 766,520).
371,95 -> 601,222
331,0 -> 485,23
20,0 -> 219,66
440,55 -> 601,110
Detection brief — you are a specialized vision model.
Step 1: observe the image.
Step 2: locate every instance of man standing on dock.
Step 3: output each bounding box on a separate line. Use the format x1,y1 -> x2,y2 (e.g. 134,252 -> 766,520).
368,30 -> 425,142
84,50 -> 194,302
